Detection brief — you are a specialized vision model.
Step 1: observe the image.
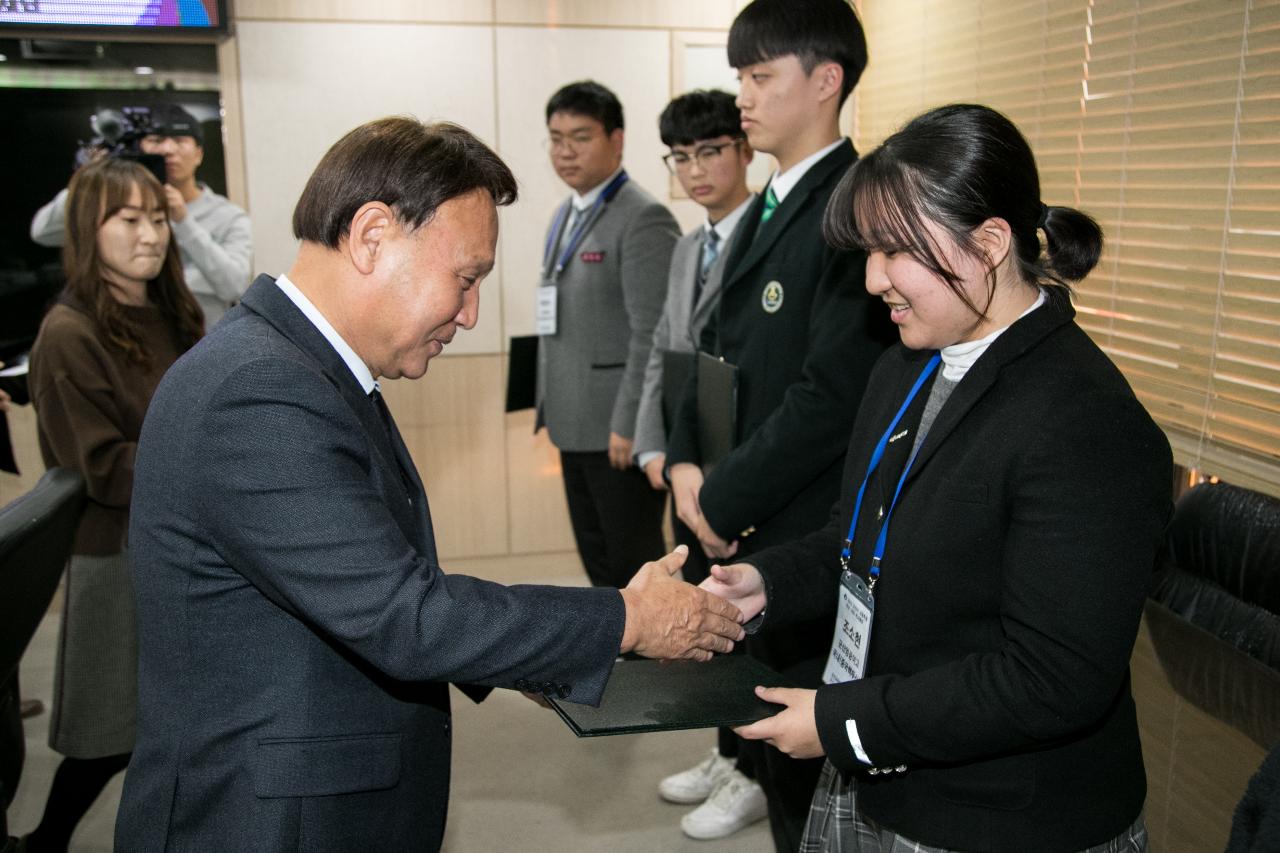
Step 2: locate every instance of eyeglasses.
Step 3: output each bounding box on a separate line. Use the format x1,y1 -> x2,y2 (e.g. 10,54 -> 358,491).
662,139 -> 742,175
544,132 -> 602,154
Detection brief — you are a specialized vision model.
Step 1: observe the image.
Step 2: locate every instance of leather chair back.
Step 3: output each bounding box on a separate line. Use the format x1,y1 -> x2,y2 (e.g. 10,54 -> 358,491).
0,468 -> 85,835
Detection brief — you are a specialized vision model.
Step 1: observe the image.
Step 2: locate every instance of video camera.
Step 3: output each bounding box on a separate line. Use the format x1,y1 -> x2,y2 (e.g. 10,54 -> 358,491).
75,106 -> 167,185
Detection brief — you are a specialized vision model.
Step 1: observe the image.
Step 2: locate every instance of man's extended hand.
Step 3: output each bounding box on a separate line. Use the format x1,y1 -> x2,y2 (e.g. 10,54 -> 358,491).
734,687 -> 823,759
608,432 -> 634,470
699,562 -> 766,623
619,545 -> 745,661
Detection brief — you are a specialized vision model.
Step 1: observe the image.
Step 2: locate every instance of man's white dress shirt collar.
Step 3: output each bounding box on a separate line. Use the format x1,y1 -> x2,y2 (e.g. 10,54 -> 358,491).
767,138 -> 847,204
706,193 -> 755,243
274,273 -> 377,394
572,166 -> 624,211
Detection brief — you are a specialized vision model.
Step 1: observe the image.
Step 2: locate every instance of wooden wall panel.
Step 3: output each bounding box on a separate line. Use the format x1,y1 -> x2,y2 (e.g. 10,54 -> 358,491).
495,0 -> 738,29
504,409 -> 577,556
1131,619 -> 1264,852
381,354 -> 510,560
234,0 -> 491,23
0,404 -> 44,508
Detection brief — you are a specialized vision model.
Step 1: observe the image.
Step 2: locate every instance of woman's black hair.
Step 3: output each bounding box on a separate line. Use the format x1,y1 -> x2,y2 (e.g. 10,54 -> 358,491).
824,103 -> 1103,317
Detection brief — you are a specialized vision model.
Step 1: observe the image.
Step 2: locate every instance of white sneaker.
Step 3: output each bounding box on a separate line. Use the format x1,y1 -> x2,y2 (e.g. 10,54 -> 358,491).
658,748 -> 736,804
679,770 -> 768,840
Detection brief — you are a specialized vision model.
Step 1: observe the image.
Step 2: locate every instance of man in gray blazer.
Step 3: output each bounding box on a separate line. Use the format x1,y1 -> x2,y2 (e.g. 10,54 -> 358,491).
536,81 -> 680,589
116,117 -> 744,853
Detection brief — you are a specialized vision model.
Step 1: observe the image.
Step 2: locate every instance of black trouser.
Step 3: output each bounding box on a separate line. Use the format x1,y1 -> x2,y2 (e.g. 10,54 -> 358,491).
25,752 -> 132,853
560,450 -> 667,588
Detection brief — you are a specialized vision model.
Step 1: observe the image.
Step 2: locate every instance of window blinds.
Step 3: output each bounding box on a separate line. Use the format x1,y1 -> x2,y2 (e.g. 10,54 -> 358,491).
855,0 -> 1280,495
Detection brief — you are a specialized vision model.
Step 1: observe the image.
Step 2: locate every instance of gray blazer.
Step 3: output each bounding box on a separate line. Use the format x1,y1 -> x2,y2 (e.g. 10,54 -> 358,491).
632,219 -> 742,459
535,175 -> 679,451
116,275 -> 625,852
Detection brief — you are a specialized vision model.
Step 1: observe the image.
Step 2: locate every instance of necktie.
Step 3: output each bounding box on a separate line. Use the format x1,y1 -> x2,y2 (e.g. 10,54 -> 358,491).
694,226 -> 720,308
558,205 -> 583,256
369,387 -> 414,495
759,184 -> 780,226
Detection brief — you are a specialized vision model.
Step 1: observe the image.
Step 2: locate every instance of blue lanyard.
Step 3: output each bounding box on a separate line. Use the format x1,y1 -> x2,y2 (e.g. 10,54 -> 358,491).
840,353 -> 941,593
542,170 -> 630,275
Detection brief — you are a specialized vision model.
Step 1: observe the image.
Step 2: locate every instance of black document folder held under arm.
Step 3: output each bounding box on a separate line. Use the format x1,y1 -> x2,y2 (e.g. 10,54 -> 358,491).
546,655 -> 793,737
504,335 -> 538,412
696,352 -> 738,473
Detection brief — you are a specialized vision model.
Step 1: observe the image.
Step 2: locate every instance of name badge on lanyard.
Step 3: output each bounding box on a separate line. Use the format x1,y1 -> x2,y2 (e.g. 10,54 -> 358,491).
823,572 -> 875,684
821,353 -> 941,685
535,285 -> 557,335
536,172 -> 628,338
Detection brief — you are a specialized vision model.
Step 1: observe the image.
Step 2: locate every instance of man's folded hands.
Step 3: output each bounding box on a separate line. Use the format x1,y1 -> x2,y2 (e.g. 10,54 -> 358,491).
618,545 -> 745,661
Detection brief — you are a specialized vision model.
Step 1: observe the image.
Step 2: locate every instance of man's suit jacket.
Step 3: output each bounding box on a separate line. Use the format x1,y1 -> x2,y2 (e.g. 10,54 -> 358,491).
535,176 -> 679,452
632,216 -> 743,459
667,142 -> 894,555
750,294 -> 1173,852
116,276 -> 625,853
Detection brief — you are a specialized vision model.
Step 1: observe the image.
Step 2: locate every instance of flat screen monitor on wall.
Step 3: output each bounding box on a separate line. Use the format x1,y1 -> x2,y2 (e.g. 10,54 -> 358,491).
0,1 -> 230,38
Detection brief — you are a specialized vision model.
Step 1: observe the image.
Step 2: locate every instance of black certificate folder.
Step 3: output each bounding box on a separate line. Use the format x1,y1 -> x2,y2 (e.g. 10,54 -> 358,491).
547,655 -> 793,737
696,352 -> 738,473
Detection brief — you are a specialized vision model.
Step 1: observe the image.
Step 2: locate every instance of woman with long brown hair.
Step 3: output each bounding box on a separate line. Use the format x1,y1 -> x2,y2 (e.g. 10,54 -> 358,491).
22,157 -> 202,852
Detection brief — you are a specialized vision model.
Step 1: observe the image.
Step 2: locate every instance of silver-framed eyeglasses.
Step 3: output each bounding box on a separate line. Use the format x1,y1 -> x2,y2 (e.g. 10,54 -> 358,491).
544,132 -> 601,154
663,139 -> 741,174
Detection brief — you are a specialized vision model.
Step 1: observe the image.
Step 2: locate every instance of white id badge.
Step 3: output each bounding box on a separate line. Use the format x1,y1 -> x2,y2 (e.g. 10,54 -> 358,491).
822,571 -> 875,684
535,285 -> 558,335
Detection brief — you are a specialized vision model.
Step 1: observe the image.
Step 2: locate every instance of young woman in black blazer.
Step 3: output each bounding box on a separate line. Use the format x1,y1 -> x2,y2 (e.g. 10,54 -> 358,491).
703,104 -> 1173,852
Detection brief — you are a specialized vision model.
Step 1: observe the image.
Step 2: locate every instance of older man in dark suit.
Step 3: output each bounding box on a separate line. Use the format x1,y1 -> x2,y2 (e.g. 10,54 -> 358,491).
116,118 -> 743,853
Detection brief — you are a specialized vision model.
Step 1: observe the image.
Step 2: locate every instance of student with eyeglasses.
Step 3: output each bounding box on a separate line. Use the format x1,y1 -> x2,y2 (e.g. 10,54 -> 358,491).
534,80 -> 681,590
636,88 -> 764,840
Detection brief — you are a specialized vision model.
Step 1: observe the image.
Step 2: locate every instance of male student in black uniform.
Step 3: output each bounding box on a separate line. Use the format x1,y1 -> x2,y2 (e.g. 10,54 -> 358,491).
665,1 -> 895,849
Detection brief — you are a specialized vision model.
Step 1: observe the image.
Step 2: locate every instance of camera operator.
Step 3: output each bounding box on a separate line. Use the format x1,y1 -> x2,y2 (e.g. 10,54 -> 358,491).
30,103 -> 252,326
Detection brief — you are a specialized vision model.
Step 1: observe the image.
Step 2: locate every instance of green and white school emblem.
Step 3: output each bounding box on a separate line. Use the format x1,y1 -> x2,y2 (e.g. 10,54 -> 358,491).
761,280 -> 784,313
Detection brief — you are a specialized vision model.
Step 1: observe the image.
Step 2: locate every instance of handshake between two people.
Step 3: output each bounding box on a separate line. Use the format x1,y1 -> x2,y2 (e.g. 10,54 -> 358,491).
617,546 -> 769,662
620,554 -> 819,759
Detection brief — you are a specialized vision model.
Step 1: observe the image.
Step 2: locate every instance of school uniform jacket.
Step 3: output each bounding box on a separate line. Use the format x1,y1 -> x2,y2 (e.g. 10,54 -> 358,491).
665,141 -> 893,682
666,141 -> 894,555
535,177 -> 679,451
748,293 -> 1174,852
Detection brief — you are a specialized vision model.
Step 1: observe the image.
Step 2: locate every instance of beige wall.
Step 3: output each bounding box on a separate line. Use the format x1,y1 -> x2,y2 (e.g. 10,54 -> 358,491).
218,1 -> 754,560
